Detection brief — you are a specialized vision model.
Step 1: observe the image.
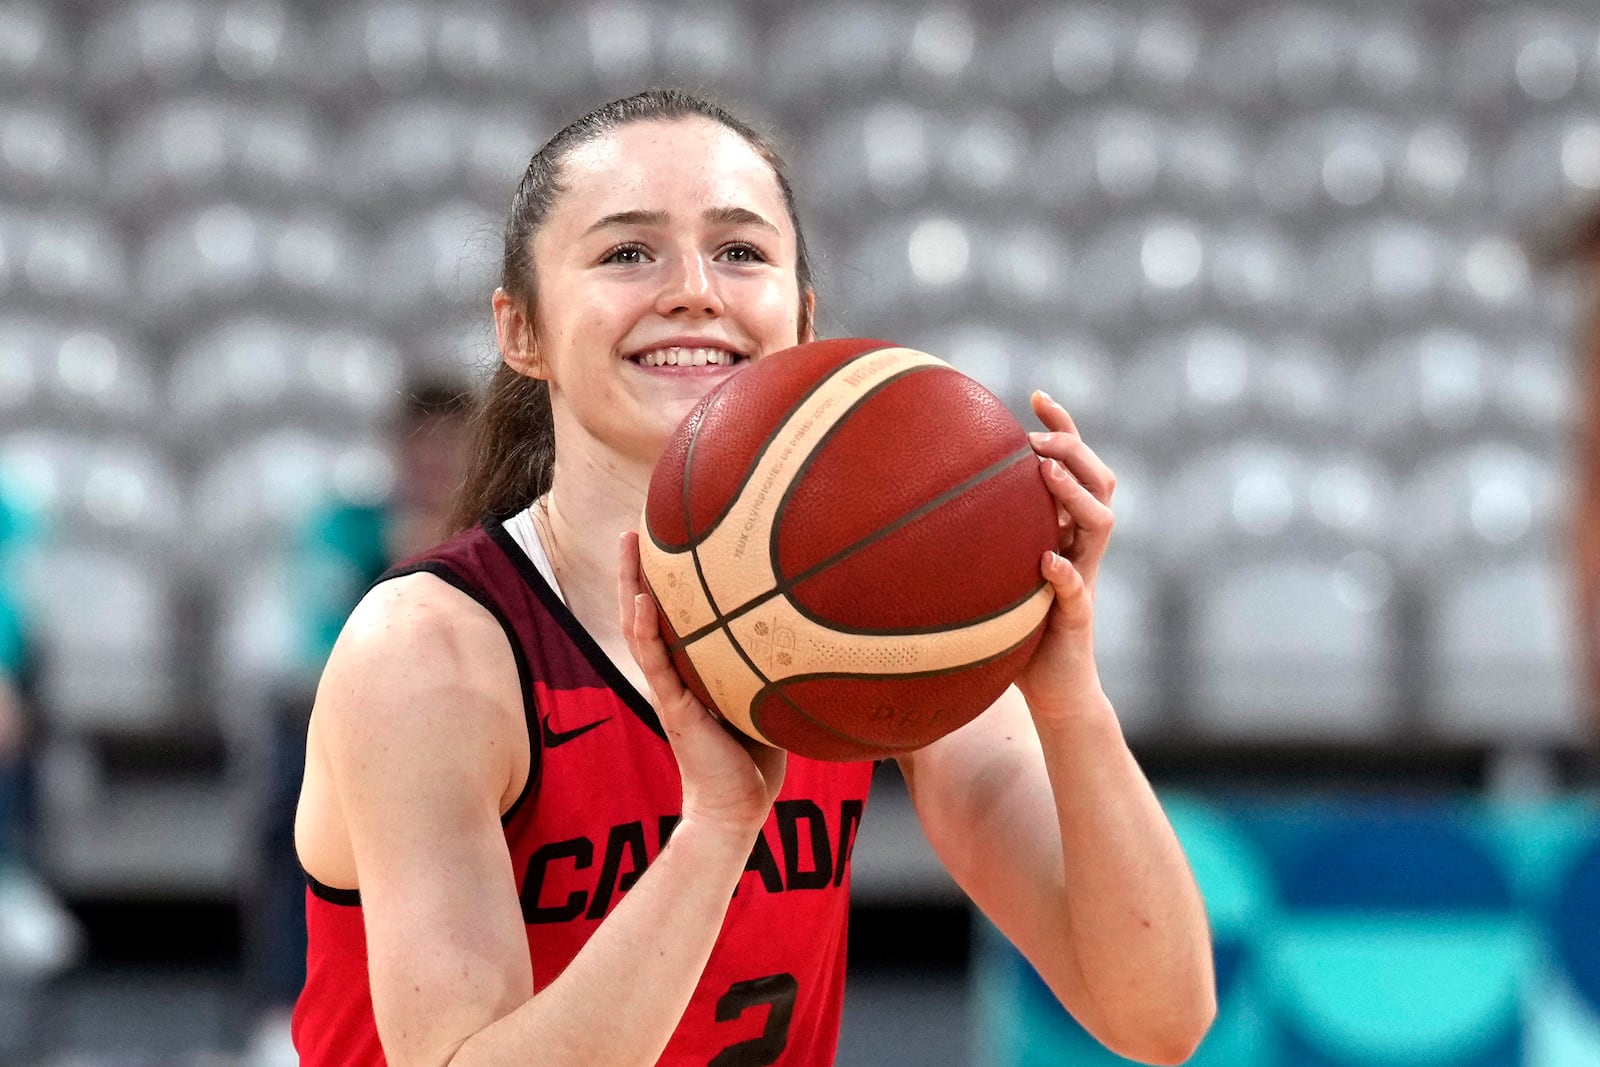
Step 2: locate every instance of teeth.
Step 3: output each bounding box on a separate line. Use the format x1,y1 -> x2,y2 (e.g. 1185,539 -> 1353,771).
634,346 -> 740,367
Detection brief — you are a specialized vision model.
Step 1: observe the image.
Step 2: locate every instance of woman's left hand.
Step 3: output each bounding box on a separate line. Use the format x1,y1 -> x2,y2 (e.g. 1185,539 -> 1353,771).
1013,390 -> 1117,713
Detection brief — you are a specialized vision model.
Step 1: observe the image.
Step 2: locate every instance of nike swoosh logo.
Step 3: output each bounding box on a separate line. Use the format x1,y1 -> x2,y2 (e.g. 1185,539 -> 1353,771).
540,714 -> 611,749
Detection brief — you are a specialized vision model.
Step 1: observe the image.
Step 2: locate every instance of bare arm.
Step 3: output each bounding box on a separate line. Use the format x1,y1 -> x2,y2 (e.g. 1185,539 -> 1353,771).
313,569 -> 781,1067
897,392 -> 1212,1066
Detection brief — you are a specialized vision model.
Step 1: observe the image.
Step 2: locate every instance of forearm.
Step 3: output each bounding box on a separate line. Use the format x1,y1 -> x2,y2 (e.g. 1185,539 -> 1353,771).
450,819 -> 754,1067
1031,688 -> 1214,1061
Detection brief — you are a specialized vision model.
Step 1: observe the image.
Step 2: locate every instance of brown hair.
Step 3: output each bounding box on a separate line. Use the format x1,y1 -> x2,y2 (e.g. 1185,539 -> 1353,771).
447,88 -> 816,533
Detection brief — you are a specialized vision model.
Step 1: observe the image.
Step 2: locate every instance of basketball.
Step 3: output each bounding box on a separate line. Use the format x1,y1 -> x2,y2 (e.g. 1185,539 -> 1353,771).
637,337 -> 1060,762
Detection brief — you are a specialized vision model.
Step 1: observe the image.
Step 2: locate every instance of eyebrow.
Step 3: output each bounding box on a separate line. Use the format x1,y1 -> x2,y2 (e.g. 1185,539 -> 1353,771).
581,205 -> 780,237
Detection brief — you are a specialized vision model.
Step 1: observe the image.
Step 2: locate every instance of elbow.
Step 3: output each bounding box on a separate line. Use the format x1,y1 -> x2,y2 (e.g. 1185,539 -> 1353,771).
1101,984 -> 1217,1067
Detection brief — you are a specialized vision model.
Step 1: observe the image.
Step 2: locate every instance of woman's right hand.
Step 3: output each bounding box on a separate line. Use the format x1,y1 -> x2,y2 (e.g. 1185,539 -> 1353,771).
618,531 -> 786,838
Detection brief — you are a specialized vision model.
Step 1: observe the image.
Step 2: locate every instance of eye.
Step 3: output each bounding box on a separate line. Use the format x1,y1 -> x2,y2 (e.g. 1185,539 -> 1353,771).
719,242 -> 768,264
601,242 -> 649,265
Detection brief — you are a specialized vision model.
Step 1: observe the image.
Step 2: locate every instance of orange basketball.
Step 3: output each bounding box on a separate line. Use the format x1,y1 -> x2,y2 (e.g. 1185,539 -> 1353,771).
637,338 -> 1059,762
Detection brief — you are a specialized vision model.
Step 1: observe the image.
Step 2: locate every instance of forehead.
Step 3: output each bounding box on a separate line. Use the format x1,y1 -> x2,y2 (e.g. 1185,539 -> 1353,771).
550,118 -> 791,233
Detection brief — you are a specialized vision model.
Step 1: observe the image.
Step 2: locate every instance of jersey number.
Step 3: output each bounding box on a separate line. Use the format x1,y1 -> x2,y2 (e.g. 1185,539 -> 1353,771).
709,972 -> 798,1067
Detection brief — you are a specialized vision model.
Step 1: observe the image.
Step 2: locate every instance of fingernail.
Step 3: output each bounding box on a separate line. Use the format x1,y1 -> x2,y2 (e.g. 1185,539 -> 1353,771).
1037,390 -> 1055,406
1028,431 -> 1051,447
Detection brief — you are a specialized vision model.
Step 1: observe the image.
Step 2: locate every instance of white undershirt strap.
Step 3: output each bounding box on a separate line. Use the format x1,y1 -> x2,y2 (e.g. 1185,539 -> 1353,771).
502,506 -> 566,605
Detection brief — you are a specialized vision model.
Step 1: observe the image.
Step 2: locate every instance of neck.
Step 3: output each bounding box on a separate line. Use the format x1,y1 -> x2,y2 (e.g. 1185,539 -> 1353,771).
539,449 -> 654,640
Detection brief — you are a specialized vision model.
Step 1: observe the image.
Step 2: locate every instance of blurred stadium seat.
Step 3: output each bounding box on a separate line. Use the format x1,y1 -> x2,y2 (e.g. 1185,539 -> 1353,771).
107,96 -> 336,213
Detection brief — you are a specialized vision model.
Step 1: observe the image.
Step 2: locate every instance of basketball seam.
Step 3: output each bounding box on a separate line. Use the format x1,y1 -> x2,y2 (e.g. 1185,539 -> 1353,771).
668,444 -> 1045,648
747,625 -> 1046,756
649,340 -> 897,555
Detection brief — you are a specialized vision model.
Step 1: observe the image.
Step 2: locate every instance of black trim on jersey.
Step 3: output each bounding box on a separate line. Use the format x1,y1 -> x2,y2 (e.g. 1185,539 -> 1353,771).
483,515 -> 668,743
306,871 -> 361,907
380,559 -> 542,826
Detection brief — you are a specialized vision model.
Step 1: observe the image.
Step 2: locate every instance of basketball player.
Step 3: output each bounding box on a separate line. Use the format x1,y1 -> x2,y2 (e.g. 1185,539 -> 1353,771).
292,90 -> 1215,1066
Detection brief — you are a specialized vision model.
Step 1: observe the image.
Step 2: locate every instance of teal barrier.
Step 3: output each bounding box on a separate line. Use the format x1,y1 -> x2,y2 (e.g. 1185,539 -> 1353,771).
973,791 -> 1600,1067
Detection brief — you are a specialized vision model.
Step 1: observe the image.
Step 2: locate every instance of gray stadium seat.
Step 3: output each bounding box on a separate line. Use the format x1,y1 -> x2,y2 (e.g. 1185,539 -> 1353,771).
135,202 -> 365,324
973,216 -> 1072,315
169,317 -> 405,438
1205,220 -> 1307,322
0,1 -> 72,89
83,0 -> 316,98
365,199 -> 501,326
338,97 -> 546,217
1184,550 -> 1399,741
12,543 -> 180,733
1449,9 -> 1598,112
1349,327 -> 1496,459
1303,217 -> 1450,330
1092,548 -> 1164,741
1209,4 -> 1356,110
0,431 -> 183,555
1393,439 -> 1566,574
1396,117 -> 1481,215
1256,109 -> 1403,217
938,107 -> 1030,205
802,103 -> 938,216
657,1 -> 762,95
766,1 -> 915,112
0,99 -> 98,203
1426,551 -> 1579,744
897,4 -> 977,99
0,208 -> 130,315
983,3 -> 1134,111
189,429 -> 392,567
107,97 -> 334,213
1033,106 -> 1168,212
1496,109 -> 1600,228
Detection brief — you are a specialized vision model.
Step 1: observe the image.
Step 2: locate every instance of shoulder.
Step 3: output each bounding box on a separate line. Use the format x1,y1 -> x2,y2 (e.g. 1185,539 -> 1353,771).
315,572 -> 525,770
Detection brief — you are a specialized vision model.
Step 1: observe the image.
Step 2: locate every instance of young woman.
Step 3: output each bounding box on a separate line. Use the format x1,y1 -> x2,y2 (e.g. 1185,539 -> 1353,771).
292,89 -> 1214,1067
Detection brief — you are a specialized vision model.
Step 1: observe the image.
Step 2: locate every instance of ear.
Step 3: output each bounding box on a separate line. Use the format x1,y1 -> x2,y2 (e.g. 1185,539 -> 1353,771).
493,287 -> 545,379
798,289 -> 817,344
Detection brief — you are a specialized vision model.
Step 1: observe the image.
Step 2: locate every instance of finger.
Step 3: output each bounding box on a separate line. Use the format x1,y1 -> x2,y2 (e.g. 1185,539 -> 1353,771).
630,591 -> 690,704
1030,390 -> 1078,436
618,530 -> 642,639
1032,437 -> 1115,503
1042,459 -> 1114,549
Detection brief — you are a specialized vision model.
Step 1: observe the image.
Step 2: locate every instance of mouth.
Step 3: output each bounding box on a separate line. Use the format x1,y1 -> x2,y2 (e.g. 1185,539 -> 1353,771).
626,345 -> 750,369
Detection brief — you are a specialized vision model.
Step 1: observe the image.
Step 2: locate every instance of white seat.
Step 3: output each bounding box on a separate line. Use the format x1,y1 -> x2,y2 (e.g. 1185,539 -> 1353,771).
1092,549 -> 1164,741
1185,552 -> 1399,742
1303,217 -> 1449,330
340,97 -> 547,216
972,215 -> 1071,316
0,99 -> 98,203
766,1 -> 914,108
1032,106 -> 1167,211
190,429 -> 390,564
1208,5 -> 1356,110
1426,551 -> 1579,744
801,103 -> 938,215
1349,327 -> 1495,458
1448,9 -> 1595,111
897,4 -> 977,98
0,431 -> 183,554
1256,109 -> 1402,216
1496,110 -> 1600,227
136,202 -> 365,323
83,0 -> 316,98
1124,4 -> 1203,103
657,1 -> 761,93
13,543 -> 179,733
0,1 -> 73,88
981,3 -> 1133,107
1163,111 -> 1252,211
1396,118 -> 1480,215
1393,440 -> 1565,575
107,97 -> 334,213
366,199 -> 501,325
938,107 -> 1029,204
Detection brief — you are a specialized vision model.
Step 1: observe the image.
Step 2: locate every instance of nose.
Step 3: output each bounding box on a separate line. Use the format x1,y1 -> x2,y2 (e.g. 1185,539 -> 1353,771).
655,249 -> 724,317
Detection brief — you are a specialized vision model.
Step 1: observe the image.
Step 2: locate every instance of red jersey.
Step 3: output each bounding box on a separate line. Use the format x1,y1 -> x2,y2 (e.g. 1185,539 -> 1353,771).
293,516 -> 878,1066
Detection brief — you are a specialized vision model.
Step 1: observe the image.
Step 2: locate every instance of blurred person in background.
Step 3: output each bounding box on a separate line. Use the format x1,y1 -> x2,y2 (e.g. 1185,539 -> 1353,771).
246,379 -> 473,1067
289,88 -> 1213,1067
0,492 -> 81,981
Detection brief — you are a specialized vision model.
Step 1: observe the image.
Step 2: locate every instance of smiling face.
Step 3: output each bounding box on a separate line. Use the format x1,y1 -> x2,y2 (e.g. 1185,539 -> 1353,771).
509,117 -> 814,481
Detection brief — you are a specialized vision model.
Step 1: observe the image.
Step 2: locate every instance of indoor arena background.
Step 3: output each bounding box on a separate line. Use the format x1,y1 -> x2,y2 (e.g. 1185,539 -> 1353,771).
0,1 -> 1598,1064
